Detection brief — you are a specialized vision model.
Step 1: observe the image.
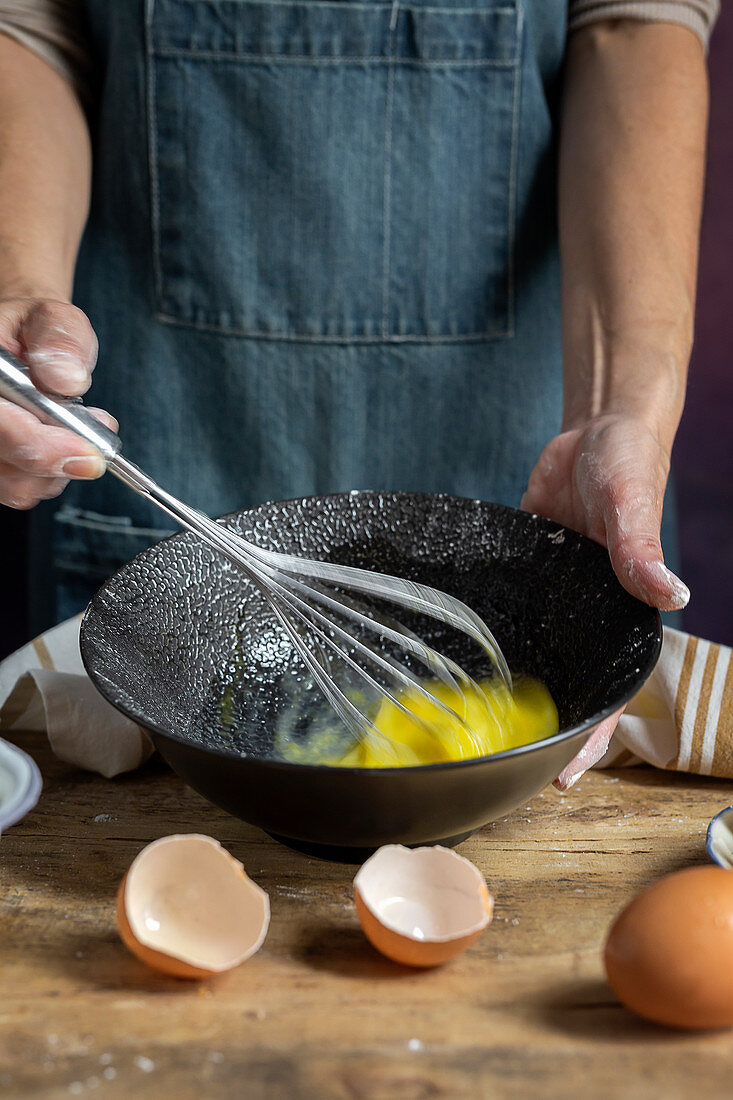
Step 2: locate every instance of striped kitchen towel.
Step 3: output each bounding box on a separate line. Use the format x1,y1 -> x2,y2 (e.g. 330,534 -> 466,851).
598,627 -> 733,776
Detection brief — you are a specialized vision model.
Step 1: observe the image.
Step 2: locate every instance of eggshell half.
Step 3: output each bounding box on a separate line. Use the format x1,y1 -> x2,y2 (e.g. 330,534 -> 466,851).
605,866 -> 733,1029
117,834 -> 270,979
354,844 -> 493,967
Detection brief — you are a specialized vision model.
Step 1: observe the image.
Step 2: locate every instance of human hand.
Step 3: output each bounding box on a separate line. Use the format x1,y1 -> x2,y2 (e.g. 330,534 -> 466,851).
0,297 -> 116,509
521,412 -> 690,612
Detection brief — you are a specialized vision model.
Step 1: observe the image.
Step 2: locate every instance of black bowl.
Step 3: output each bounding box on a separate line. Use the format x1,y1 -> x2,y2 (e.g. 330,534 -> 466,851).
80,492 -> 661,860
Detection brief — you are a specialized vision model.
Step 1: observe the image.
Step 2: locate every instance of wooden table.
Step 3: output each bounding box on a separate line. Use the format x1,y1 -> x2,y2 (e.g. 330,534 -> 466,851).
2,730 -> 733,1099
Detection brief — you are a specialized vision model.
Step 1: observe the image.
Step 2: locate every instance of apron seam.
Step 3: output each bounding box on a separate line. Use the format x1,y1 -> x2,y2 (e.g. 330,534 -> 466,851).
154,50 -> 518,67
155,311 -> 515,341
55,512 -> 174,539
506,0 -> 524,337
381,0 -> 399,337
145,0 -> 164,309
168,0 -> 518,10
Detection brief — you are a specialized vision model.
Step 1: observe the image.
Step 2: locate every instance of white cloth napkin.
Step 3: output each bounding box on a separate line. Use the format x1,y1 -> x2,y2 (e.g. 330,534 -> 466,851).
1,618 -> 730,789
0,616 -> 153,777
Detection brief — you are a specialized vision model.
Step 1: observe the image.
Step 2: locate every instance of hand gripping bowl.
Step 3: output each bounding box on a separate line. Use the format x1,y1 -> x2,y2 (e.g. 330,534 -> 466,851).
81,493 -> 661,860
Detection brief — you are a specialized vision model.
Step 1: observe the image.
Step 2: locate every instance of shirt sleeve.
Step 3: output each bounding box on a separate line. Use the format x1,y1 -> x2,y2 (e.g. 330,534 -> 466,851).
0,1 -> 93,101
568,1 -> 720,49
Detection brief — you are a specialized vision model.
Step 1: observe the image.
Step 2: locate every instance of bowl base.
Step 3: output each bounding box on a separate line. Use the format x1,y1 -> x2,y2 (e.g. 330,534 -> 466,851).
266,829 -> 476,863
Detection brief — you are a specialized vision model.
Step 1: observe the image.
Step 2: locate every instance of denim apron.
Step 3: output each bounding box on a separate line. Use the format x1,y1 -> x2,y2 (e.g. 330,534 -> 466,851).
54,0 -> 677,618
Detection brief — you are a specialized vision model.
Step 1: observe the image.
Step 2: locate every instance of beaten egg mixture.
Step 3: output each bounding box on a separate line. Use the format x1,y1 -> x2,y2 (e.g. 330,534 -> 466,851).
275,676 -> 558,768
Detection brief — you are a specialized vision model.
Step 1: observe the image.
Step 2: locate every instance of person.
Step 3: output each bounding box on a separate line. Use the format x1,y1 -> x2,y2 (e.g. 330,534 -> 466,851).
0,0 -> 717,625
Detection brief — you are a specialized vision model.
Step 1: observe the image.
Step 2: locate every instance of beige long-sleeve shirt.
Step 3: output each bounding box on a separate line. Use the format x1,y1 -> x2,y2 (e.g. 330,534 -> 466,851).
0,0 -> 721,100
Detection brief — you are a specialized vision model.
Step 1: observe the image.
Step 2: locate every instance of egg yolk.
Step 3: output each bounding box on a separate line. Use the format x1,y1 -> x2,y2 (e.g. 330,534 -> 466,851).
312,677 -> 558,768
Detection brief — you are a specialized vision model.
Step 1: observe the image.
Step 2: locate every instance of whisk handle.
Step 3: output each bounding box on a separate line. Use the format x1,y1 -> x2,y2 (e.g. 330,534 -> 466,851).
0,343 -> 121,463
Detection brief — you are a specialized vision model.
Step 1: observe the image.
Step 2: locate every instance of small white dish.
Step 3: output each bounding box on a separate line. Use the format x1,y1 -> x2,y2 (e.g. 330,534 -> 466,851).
706,806 -> 733,869
0,738 -> 42,836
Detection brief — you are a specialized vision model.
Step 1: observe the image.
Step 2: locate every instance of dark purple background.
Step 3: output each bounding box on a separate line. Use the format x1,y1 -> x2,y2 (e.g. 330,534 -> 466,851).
674,4 -> 733,646
0,17 -> 732,657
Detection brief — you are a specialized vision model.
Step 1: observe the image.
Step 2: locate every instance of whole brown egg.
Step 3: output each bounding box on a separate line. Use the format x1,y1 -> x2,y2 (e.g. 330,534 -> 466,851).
604,866 -> 733,1029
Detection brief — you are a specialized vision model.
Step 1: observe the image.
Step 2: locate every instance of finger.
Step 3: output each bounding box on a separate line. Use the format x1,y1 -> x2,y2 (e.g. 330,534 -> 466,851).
19,300 -> 98,397
602,484 -> 689,612
0,468 -> 69,509
0,306 -> 24,358
520,433 -> 580,528
0,398 -> 106,479
552,706 -> 625,791
87,407 -> 119,433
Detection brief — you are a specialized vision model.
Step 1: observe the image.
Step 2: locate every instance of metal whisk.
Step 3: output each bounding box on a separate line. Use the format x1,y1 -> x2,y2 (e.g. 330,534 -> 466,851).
0,345 -> 511,759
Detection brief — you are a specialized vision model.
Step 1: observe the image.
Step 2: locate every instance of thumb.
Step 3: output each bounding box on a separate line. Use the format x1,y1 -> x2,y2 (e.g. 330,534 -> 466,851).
604,488 -> 690,612
20,300 -> 98,397
553,706 -> 625,791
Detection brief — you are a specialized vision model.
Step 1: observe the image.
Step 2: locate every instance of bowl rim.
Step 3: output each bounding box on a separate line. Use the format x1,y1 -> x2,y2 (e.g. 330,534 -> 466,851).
0,738 -> 43,831
80,490 -> 663,776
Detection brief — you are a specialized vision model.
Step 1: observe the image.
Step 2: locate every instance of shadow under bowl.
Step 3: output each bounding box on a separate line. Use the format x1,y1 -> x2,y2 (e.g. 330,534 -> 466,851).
80,492 -> 661,860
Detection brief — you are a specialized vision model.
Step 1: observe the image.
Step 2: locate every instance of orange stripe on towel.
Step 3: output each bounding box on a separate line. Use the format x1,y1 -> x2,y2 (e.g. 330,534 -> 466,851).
31,636 -> 54,671
688,644 -> 720,773
711,654 -> 733,779
672,635 -> 698,767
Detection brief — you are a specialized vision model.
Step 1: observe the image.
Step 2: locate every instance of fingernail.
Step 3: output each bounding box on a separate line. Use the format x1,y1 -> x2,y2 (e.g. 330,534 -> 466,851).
47,363 -> 90,391
646,561 -> 691,609
63,456 -> 105,479
26,350 -> 89,391
88,407 -> 119,432
660,565 -> 691,609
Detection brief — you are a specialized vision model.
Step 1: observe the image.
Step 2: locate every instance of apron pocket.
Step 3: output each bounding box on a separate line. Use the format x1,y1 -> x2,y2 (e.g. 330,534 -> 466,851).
147,0 -> 521,342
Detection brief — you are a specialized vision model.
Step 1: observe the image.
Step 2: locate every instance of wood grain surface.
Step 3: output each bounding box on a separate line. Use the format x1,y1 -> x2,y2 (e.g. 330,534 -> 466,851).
2,730 -> 733,1099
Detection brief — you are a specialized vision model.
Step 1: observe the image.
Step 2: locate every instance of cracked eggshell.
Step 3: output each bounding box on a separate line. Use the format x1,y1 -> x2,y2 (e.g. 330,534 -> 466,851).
354,844 -> 493,967
116,834 -> 270,979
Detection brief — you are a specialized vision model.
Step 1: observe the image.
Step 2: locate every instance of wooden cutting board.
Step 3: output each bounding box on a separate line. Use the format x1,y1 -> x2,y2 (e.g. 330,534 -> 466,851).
1,730 -> 732,1098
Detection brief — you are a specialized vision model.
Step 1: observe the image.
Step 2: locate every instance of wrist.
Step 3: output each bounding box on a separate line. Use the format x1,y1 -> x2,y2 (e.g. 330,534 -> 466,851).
562,331 -> 688,452
0,244 -> 74,304
0,281 -> 72,305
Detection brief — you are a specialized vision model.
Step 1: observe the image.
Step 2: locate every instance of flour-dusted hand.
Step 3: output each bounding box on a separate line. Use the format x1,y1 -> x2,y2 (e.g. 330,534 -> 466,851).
533,21 -> 708,624
526,409 -> 689,785
522,413 -> 689,612
0,297 -> 116,509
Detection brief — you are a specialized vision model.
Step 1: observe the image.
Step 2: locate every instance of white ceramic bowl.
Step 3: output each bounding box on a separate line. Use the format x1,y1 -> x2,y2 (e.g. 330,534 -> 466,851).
0,738 -> 42,836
